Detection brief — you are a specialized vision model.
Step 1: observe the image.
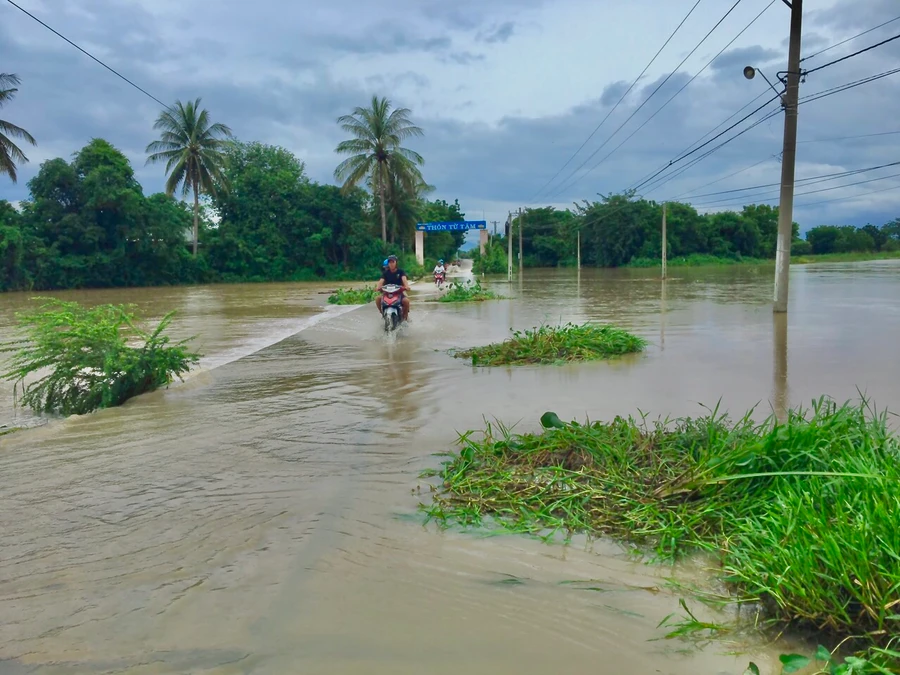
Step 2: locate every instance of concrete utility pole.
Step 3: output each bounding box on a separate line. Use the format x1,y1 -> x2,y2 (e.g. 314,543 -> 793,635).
507,211 -> 513,282
661,202 -> 668,280
491,220 -> 499,236
577,229 -> 581,269
518,208 -> 524,274
773,0 -> 803,313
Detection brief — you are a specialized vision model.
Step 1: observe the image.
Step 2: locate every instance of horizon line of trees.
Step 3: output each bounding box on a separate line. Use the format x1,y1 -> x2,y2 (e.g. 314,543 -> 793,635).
1,90 -> 467,292
470,196 -> 900,272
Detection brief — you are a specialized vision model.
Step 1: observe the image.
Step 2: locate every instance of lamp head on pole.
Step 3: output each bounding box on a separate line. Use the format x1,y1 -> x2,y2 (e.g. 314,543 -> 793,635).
743,65 -> 756,80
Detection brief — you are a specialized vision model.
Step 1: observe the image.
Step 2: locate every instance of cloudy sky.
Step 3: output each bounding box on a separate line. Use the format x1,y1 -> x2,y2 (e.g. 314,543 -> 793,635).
2,0 -> 899,244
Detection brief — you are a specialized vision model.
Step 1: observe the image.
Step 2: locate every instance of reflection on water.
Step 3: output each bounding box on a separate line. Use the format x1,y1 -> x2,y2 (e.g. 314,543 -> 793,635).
773,312 -> 789,421
1,261 -> 899,674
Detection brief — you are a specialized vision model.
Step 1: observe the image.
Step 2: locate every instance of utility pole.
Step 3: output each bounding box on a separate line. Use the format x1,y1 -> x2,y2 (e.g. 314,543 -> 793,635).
661,202 -> 667,280
507,211 -> 513,282
577,229 -> 581,269
773,0 -> 803,313
518,208 -> 524,274
491,220 -> 499,236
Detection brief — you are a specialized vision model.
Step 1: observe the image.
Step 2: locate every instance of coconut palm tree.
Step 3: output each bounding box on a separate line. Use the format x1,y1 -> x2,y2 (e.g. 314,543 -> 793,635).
146,98 -> 233,255
0,73 -> 37,183
334,95 -> 424,243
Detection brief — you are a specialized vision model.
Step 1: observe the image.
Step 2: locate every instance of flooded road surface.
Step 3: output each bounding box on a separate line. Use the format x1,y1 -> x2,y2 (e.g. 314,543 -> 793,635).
2,261 -> 899,674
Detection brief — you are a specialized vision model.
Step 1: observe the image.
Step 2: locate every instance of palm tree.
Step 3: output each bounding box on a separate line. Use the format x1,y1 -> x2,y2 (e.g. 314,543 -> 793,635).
0,73 -> 37,183
146,98 -> 233,256
334,95 -> 424,243
384,174 -> 435,245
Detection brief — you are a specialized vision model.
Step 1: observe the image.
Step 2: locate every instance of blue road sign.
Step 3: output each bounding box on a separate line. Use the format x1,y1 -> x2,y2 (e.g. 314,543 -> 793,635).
415,220 -> 487,232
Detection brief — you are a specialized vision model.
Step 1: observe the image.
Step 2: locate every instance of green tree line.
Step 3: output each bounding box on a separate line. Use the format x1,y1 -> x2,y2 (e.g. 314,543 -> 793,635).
471,195 -> 900,272
0,94 -> 466,292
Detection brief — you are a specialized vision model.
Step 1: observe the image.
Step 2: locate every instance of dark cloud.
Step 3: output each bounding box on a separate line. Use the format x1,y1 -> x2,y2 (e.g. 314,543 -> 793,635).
711,46 -> 782,73
600,80 -> 630,107
479,22 -> 516,44
1,0 -> 898,236
442,52 -> 486,65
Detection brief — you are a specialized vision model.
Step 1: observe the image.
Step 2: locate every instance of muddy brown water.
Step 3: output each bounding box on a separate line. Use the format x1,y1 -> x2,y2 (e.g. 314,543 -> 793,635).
1,261 -> 899,674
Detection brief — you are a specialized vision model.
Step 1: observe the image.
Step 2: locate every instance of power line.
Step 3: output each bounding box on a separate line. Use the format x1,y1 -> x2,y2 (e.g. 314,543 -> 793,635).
690,168 -> 900,208
800,15 -> 900,63
527,0 -> 704,204
3,0 -> 170,110
683,160 -> 900,200
800,66 -> 900,104
797,129 -> 900,143
641,107 -> 782,195
795,181 -> 900,208
638,67 -> 900,198
805,33 -> 900,75
554,0 -> 777,194
542,0 -> 746,201
627,89 -> 771,191
672,154 -> 780,199
630,93 -> 781,193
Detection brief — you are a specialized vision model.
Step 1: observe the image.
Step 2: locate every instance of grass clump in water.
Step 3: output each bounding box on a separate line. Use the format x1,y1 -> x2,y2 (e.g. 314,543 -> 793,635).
327,286 -> 379,305
422,398 -> 900,670
452,322 -> 647,366
1,298 -> 200,416
438,279 -> 502,303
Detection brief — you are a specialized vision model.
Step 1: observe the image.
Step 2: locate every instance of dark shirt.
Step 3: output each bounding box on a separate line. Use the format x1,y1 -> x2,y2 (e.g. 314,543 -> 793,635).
381,268 -> 406,287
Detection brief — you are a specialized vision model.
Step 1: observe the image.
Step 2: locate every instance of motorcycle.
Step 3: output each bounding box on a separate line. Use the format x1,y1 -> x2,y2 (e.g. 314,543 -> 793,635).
434,270 -> 445,288
380,284 -> 404,332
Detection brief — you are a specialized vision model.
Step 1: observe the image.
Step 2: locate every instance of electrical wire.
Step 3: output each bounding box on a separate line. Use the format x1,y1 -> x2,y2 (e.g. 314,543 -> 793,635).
540,0 -> 746,202
690,168 -> 900,209
630,94 -> 781,193
527,0 -> 704,204
547,0 -> 777,198
636,67 -> 900,198
805,33 -> 900,75
800,15 -> 900,63
3,0 -> 171,110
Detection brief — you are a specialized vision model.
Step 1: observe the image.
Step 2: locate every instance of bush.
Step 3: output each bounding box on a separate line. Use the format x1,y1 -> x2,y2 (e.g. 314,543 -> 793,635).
437,279 -> 502,303
1,298 -> 200,416
327,286 -> 379,305
424,398 -> 900,671
452,322 -> 647,366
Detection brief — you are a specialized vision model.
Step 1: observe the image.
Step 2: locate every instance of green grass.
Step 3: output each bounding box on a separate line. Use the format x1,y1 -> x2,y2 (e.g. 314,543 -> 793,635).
627,251 -> 900,269
791,250 -> 900,264
628,254 -> 769,268
1,298 -> 200,416
421,397 -> 900,671
437,279 -> 503,303
327,286 -> 379,305
451,322 -> 647,366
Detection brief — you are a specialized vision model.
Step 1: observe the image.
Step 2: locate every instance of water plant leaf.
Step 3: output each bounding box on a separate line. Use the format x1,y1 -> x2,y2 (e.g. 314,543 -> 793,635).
779,653 -> 811,673
743,664 -> 761,675
540,412 -> 566,429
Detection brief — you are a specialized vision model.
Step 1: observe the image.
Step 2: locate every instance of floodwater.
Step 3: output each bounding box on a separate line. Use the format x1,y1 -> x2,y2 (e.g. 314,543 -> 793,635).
1,260 -> 899,674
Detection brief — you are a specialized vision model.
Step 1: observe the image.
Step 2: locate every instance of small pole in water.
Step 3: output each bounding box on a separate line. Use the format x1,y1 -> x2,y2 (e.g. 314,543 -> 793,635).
577,229 -> 581,270
518,207 -> 524,276
661,202 -> 667,280
507,211 -> 513,282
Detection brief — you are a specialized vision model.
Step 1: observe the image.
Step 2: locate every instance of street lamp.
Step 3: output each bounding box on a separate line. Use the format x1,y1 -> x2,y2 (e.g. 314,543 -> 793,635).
743,0 -> 803,314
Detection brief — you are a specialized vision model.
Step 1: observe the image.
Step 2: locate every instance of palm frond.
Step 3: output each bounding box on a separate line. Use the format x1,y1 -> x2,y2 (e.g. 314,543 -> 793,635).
0,119 -> 36,145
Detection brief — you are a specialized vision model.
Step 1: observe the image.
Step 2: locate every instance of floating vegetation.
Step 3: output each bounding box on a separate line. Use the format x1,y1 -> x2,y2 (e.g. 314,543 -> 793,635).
1,298 -> 200,416
422,398 -> 900,672
452,322 -> 647,366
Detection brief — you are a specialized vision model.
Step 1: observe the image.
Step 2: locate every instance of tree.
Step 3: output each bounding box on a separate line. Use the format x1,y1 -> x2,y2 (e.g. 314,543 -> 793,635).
0,73 -> 37,183
146,98 -> 233,256
333,95 -> 425,243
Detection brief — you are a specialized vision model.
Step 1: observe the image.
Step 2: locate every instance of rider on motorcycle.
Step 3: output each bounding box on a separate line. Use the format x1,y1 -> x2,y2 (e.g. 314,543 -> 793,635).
433,259 -> 446,276
375,254 -> 410,321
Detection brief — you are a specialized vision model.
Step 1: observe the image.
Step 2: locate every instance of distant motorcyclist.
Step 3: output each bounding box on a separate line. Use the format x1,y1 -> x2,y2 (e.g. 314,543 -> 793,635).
375,254 -> 410,321
433,259 -> 446,276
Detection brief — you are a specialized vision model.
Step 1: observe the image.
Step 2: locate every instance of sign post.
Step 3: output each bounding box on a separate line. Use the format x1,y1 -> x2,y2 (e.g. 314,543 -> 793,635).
414,220 -> 487,265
